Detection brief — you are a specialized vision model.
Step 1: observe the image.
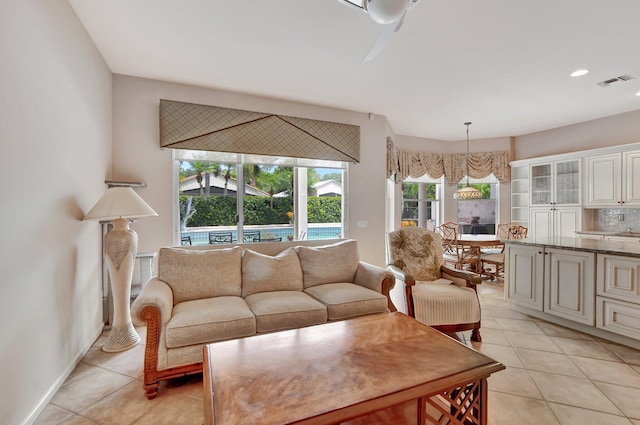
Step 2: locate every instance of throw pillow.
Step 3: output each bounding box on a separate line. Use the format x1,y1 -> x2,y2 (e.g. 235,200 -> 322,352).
241,248 -> 303,297
295,239 -> 359,288
158,246 -> 242,304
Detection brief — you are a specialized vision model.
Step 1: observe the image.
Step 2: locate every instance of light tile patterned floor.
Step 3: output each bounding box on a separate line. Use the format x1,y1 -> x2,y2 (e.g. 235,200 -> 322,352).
35,280 -> 640,425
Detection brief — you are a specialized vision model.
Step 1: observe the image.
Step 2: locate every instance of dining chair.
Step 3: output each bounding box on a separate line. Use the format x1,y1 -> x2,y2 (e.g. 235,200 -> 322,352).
434,224 -> 477,271
480,223 -> 513,256
386,226 -> 482,341
480,225 -> 528,280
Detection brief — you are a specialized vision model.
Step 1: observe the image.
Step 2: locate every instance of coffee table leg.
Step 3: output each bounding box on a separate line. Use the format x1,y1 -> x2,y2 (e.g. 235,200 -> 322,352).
421,378 -> 489,425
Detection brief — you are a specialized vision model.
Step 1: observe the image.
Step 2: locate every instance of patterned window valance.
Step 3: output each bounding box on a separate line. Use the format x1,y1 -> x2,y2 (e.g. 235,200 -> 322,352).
159,99 -> 360,163
387,139 -> 510,184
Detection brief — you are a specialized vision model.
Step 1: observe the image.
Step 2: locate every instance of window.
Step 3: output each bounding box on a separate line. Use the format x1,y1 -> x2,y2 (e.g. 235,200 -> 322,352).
456,175 -> 499,235
401,175 -> 441,229
176,150 -> 347,245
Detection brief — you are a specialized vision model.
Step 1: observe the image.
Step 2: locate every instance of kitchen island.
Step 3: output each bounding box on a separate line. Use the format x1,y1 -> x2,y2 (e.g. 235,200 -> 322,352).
504,236 -> 640,350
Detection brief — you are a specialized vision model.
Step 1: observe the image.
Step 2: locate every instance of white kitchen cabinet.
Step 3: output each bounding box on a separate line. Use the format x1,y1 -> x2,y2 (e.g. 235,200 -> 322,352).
585,150 -> 640,207
507,244 -> 595,325
596,254 -> 640,339
530,159 -> 580,206
506,244 -> 544,311
544,248 -> 595,325
529,206 -> 582,239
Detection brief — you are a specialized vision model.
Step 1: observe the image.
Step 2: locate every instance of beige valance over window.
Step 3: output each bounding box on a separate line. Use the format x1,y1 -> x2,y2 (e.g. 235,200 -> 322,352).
387,138 -> 510,184
159,99 -> 360,163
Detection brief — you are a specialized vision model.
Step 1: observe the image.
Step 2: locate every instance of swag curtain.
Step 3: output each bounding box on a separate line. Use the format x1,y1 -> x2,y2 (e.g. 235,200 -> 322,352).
387,138 -> 510,184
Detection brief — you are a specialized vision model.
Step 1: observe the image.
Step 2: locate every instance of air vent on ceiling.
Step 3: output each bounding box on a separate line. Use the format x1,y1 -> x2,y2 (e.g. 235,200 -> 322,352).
597,74 -> 636,87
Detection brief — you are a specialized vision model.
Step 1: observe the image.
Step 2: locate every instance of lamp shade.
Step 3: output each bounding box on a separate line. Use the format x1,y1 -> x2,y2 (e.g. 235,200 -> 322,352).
84,187 -> 157,221
454,185 -> 483,200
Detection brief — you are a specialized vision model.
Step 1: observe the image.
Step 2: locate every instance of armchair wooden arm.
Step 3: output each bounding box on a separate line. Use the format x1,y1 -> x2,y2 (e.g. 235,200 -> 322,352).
440,265 -> 482,289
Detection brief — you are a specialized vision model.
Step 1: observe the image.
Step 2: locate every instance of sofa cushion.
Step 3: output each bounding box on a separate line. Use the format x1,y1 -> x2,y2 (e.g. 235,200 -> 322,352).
304,283 -> 388,321
296,239 -> 360,288
241,248 -> 303,297
158,246 -> 242,304
244,291 -> 327,333
165,296 -> 256,349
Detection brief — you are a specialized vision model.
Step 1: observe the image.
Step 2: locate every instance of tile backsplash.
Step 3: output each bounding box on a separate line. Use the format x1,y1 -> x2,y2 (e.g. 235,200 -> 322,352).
592,208 -> 640,232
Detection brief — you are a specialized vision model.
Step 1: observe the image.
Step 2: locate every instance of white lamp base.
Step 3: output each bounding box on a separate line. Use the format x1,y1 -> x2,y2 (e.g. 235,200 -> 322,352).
103,218 -> 140,353
103,322 -> 141,352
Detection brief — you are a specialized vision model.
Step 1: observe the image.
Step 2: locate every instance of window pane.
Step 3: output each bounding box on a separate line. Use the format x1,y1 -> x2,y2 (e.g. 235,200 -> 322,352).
456,182 -> 497,234
402,182 -> 439,229
307,167 -> 343,240
242,164 -> 294,243
179,161 -> 239,245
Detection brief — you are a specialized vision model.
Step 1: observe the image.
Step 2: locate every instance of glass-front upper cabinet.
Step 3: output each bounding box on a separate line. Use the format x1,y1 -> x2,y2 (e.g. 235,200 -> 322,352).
530,159 -> 580,206
554,160 -> 580,205
531,164 -> 552,205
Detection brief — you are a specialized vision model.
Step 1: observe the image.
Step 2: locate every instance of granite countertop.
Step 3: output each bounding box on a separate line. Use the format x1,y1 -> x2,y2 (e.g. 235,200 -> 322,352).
575,230 -> 640,237
504,236 -> 640,257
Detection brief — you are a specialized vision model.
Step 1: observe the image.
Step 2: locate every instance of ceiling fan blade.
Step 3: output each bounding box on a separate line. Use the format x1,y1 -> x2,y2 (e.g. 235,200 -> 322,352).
362,10 -> 407,62
335,0 -> 365,12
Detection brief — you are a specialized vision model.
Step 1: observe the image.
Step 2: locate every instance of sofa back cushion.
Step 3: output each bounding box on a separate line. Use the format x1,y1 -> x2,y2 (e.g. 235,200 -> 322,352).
158,246 -> 242,304
296,239 -> 360,288
241,248 -> 303,297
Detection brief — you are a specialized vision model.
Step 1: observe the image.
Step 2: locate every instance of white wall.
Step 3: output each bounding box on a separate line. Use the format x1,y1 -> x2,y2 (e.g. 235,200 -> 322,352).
514,109 -> 640,160
0,1 -> 112,424
112,75 -> 390,265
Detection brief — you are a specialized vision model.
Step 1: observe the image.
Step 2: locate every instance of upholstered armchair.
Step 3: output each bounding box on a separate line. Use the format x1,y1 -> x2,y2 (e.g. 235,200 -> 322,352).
386,226 -> 482,342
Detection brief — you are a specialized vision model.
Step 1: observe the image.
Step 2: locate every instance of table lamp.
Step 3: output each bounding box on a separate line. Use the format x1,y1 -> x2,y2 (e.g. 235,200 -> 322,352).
84,187 -> 158,352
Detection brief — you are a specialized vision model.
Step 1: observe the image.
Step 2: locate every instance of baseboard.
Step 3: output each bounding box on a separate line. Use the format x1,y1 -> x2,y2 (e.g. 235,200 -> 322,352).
19,325 -> 104,425
510,304 -> 640,351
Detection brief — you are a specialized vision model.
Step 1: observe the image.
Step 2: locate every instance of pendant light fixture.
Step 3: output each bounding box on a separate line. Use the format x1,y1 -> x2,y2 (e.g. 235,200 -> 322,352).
454,122 -> 483,200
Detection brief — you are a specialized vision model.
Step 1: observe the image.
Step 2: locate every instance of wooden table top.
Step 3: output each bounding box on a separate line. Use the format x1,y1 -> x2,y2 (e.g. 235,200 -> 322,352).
457,234 -> 503,246
204,312 -> 504,425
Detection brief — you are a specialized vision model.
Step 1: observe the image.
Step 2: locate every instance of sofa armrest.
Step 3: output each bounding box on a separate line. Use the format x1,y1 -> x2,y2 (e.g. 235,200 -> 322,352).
354,261 -> 396,311
440,265 -> 482,290
131,277 -> 174,327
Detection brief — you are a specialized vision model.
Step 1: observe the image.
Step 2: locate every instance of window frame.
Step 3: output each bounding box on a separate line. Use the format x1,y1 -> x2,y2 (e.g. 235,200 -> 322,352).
401,175 -> 443,229
173,150 -> 349,245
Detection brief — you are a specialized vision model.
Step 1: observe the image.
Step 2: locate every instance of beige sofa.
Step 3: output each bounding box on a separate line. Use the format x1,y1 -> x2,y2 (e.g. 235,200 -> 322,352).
131,239 -> 395,399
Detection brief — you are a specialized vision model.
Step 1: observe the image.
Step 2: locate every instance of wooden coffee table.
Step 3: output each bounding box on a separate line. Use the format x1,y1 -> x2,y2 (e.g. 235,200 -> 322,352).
203,312 -> 504,425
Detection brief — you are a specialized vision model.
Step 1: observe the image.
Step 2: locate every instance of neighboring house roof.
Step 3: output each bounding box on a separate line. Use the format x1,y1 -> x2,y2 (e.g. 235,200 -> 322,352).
180,173 -> 270,196
312,179 -> 342,197
273,180 -> 342,197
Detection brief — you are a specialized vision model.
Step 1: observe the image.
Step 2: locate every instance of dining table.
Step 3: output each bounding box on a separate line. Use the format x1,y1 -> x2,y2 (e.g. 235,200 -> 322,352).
456,234 -> 504,274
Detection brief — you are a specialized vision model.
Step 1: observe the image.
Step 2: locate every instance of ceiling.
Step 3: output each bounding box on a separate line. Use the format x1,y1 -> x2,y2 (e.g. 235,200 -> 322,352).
68,0 -> 640,141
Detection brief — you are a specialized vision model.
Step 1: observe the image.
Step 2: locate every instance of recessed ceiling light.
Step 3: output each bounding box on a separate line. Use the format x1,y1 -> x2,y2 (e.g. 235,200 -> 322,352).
636,91 -> 640,97
571,69 -> 590,77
